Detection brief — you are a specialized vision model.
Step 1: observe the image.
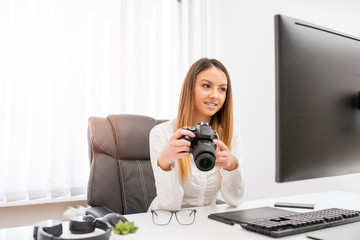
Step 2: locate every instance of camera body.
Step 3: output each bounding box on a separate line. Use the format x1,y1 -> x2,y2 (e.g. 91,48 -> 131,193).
181,122 -> 218,171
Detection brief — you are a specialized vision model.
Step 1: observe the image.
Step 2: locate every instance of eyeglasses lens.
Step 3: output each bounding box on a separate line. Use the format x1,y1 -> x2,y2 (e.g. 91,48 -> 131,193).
175,210 -> 196,225
152,210 -> 172,225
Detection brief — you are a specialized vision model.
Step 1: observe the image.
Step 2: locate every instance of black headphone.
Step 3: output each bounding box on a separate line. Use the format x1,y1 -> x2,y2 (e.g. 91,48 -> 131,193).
33,214 -> 115,240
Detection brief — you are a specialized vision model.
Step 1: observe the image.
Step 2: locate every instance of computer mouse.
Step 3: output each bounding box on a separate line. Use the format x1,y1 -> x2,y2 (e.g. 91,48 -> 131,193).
101,213 -> 128,226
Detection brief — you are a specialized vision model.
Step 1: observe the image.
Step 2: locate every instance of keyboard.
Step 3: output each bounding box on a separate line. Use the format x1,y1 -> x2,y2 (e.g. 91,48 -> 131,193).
240,208 -> 360,238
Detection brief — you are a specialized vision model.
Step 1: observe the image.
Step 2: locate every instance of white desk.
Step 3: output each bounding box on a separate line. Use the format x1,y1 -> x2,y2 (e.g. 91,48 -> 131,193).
2,191 -> 360,240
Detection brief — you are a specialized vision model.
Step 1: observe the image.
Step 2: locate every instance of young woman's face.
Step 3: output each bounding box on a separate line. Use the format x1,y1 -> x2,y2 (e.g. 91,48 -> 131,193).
193,67 -> 227,122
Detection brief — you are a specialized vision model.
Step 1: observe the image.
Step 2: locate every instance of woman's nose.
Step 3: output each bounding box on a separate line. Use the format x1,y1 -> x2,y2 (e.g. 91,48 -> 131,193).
210,89 -> 218,99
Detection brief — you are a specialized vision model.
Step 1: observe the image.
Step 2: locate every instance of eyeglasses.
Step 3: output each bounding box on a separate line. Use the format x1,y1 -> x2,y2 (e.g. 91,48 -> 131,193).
151,209 -> 197,226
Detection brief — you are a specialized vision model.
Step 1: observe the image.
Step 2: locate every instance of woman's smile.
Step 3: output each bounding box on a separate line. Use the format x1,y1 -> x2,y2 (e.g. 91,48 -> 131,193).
205,102 -> 218,108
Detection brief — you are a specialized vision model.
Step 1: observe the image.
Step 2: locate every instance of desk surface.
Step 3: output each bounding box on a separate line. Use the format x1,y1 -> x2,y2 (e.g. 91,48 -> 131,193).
2,191 -> 360,240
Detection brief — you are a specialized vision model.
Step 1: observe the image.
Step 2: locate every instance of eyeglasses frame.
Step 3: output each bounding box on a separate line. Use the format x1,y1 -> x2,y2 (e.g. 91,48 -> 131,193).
151,209 -> 197,226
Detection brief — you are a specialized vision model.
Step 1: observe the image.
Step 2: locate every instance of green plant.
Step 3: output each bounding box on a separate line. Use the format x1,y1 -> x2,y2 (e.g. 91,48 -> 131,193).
111,220 -> 139,235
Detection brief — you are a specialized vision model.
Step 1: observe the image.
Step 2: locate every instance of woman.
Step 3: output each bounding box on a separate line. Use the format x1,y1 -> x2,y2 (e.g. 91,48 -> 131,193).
149,58 -> 245,210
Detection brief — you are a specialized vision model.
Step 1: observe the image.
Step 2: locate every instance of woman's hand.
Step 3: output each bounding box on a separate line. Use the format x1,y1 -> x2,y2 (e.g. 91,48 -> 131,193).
213,139 -> 238,171
157,129 -> 196,171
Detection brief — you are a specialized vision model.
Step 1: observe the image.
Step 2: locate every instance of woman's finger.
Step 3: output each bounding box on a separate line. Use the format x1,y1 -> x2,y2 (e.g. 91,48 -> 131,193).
213,139 -> 229,151
216,151 -> 227,158
173,129 -> 196,140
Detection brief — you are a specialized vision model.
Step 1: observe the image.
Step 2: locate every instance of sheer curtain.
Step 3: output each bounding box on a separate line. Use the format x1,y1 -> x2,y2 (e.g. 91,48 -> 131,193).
0,0 -> 211,203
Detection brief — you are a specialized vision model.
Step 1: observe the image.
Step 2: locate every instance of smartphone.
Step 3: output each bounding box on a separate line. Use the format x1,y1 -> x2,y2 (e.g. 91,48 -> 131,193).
274,202 -> 315,209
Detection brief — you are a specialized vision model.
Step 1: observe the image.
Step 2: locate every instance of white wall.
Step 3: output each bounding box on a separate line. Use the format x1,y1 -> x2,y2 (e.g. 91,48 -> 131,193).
210,0 -> 360,201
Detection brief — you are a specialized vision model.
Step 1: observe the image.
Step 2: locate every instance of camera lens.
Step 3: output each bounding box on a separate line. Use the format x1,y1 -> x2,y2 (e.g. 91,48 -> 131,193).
195,153 -> 216,171
192,140 -> 216,171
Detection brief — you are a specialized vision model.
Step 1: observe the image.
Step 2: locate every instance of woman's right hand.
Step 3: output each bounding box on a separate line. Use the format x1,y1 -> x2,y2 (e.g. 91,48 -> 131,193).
157,128 -> 196,171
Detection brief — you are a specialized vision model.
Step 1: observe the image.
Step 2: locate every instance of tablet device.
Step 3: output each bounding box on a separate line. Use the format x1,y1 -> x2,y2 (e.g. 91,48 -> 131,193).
208,206 -> 298,225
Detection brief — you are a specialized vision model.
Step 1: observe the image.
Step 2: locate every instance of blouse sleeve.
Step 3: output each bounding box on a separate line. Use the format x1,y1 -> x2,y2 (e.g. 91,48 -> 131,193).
219,126 -> 245,206
149,124 -> 184,210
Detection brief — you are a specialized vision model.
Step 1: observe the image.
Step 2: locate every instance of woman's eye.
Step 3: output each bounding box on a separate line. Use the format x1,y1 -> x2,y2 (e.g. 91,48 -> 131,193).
202,84 -> 210,88
220,87 -> 227,92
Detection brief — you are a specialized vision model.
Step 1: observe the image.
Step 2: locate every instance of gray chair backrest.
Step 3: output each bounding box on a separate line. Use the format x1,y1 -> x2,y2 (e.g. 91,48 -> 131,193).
87,114 -> 166,214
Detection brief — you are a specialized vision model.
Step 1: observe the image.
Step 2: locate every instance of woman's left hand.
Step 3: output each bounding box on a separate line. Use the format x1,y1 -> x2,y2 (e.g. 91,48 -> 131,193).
213,139 -> 238,171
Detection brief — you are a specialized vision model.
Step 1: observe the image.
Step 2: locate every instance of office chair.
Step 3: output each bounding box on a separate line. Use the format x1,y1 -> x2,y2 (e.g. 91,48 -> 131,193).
86,114 -> 166,217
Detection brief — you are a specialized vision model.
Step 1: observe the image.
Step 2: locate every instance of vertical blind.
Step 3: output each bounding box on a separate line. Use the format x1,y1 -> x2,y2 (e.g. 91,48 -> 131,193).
0,0 -> 211,203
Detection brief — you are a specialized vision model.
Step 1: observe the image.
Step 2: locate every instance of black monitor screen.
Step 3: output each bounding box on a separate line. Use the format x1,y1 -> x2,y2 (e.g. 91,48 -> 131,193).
275,14 -> 360,182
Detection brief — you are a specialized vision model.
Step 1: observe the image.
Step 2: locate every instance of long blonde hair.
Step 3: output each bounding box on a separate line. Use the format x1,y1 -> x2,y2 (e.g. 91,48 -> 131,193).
175,58 -> 234,183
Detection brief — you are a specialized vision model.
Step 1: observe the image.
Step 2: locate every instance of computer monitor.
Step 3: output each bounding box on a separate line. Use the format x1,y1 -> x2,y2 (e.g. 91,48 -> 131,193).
275,14 -> 360,182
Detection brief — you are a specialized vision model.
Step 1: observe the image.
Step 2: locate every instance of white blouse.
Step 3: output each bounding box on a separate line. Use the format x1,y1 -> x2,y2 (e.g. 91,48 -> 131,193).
148,118 -> 245,211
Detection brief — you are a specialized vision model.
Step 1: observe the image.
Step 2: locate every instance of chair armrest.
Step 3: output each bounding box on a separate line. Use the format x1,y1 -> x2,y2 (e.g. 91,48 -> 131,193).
85,206 -> 114,218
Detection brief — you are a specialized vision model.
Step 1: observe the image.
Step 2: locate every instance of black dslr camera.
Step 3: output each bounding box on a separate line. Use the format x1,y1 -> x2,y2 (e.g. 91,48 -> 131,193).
181,122 -> 218,171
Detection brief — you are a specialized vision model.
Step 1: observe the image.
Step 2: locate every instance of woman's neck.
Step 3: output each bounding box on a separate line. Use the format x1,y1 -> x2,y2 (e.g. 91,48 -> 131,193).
192,115 -> 211,126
